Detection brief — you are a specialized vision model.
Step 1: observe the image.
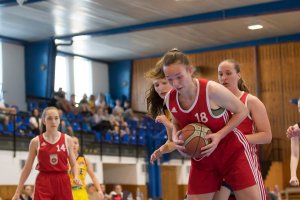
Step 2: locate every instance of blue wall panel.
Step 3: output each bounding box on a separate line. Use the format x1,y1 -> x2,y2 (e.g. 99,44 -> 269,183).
25,39 -> 56,98
108,60 -> 132,102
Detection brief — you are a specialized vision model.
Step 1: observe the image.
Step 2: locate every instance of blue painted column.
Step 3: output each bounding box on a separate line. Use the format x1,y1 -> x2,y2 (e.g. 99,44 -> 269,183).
25,39 -> 56,98
108,60 -> 132,102
146,129 -> 163,199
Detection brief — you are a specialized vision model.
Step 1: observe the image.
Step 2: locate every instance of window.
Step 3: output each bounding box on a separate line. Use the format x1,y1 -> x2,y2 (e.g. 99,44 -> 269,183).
73,56 -> 93,102
54,55 -> 69,97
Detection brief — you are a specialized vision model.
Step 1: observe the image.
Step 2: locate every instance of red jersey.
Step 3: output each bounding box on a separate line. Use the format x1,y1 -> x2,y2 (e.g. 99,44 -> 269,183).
165,78 -> 257,194
36,133 -> 69,172
236,92 -> 254,135
166,78 -> 231,133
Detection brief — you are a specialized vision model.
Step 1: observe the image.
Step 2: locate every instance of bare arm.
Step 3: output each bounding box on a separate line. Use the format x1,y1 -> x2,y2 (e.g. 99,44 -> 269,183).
201,82 -> 248,157
208,81 -> 248,139
150,115 -> 176,164
67,135 -> 81,185
155,115 -> 173,140
12,137 -> 38,199
290,137 -> 299,182
287,123 -> 300,138
86,157 -> 104,199
0,106 -> 16,114
245,95 -> 272,144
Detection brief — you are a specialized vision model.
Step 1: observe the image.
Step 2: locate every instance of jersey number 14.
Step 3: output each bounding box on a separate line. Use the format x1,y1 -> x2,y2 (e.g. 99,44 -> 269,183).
56,144 -> 66,152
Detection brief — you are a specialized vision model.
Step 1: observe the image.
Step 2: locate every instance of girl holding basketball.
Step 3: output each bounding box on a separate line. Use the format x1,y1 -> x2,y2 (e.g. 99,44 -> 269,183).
12,107 -> 81,200
145,59 -> 176,164
162,49 -> 261,200
213,59 -> 272,200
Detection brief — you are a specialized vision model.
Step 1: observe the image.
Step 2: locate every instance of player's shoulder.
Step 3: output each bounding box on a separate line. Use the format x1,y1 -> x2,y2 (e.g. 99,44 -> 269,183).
64,133 -> 72,140
29,136 -> 39,149
31,135 -> 39,143
206,80 -> 226,94
246,93 -> 261,104
246,93 -> 266,110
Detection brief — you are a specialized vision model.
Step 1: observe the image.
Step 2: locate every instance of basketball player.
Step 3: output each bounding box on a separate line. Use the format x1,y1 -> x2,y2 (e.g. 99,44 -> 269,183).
145,59 -> 176,164
162,49 -> 260,200
213,59 -> 272,200
287,98 -> 300,186
286,98 -> 300,138
12,107 -> 81,200
69,136 -> 104,200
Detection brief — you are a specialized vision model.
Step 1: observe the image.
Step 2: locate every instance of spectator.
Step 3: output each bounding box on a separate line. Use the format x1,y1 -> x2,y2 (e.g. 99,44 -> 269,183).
109,184 -> 123,200
100,184 -> 109,200
69,94 -> 80,114
29,108 -> 42,136
112,99 -> 124,116
20,185 -> 33,200
79,94 -> 92,116
123,100 -> 138,121
69,94 -> 77,108
0,100 -> 16,129
53,88 -> 72,113
87,183 -> 100,200
57,109 -> 73,136
55,87 -> 66,99
270,185 -> 282,200
113,110 -> 130,137
88,94 -> 97,114
266,187 -> 277,200
96,93 -> 107,109
92,108 -> 113,134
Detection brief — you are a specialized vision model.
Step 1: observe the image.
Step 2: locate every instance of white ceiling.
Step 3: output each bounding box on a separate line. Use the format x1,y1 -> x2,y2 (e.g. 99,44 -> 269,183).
1,0 -> 300,61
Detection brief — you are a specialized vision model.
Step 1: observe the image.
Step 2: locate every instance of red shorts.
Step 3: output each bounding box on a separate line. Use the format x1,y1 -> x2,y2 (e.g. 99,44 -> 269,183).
188,131 -> 256,194
34,171 -> 73,200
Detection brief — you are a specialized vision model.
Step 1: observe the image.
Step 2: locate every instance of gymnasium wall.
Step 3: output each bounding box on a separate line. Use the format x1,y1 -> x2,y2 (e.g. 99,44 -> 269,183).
92,61 -> 109,95
0,42 -> 26,110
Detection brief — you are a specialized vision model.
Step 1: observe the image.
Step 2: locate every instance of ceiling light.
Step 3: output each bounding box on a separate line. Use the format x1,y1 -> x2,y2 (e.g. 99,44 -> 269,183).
54,39 -> 73,46
72,35 -> 91,41
248,24 -> 263,30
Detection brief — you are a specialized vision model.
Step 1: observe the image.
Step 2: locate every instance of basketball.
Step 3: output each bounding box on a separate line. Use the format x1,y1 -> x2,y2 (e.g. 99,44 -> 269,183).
178,123 -> 212,158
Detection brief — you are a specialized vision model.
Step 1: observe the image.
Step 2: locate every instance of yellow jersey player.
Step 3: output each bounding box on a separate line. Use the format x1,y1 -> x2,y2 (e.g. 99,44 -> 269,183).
69,137 -> 104,200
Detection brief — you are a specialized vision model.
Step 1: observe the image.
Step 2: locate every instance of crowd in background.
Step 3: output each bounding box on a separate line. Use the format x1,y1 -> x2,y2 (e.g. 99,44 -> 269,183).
52,88 -> 138,138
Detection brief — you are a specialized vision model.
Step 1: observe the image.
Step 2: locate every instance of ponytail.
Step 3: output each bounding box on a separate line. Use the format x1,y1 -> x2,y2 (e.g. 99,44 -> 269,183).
238,78 -> 249,93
